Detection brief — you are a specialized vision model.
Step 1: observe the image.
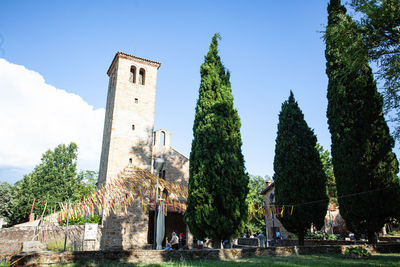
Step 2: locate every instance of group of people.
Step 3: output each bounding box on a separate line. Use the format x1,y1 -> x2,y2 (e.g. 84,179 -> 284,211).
242,231 -> 282,247
164,231 -> 281,250
164,231 -> 186,251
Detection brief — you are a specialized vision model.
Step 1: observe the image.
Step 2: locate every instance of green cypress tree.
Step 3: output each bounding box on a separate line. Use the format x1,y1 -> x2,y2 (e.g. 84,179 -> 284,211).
184,34 -> 249,246
273,92 -> 328,246
325,0 -> 400,243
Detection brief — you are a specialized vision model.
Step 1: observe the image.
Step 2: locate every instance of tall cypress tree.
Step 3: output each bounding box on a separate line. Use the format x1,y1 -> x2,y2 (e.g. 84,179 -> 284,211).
184,34 -> 249,246
325,0 -> 399,243
273,92 -> 328,246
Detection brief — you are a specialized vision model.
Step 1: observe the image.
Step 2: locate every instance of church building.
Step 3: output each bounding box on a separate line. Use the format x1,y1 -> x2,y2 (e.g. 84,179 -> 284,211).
98,52 -> 190,249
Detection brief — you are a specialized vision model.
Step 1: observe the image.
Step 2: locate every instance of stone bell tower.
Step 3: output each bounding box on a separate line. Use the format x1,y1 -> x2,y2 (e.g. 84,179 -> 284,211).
98,52 -> 161,186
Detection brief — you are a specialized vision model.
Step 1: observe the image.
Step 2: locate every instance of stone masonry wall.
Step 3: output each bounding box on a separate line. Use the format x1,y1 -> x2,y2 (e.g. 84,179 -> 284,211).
152,130 -> 189,187
98,53 -> 160,186
100,198 -> 150,250
0,225 -> 87,257
14,244 -> 400,266
263,189 -> 290,238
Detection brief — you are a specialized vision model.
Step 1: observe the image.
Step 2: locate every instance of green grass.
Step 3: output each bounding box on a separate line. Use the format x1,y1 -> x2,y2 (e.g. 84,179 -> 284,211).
47,239 -> 70,252
52,253 -> 400,267
385,230 -> 400,236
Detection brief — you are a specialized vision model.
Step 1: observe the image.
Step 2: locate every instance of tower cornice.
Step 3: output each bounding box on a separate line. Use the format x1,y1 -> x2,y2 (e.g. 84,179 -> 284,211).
107,51 -> 161,76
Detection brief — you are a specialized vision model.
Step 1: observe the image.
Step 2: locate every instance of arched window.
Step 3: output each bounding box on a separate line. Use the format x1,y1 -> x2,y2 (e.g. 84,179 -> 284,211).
162,189 -> 169,199
129,158 -> 132,164
161,131 -> 166,146
139,68 -> 145,85
129,66 -> 136,83
158,170 -> 166,179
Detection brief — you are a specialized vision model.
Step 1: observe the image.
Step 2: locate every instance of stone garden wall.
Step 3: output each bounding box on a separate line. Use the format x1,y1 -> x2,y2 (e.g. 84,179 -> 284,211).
13,243 -> 400,266
0,225 -> 91,257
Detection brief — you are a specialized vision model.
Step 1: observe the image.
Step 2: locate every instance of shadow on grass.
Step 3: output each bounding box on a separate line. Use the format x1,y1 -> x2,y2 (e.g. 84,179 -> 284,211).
51,253 -> 400,267
55,261 -> 165,267
148,253 -> 400,267
229,254 -> 400,267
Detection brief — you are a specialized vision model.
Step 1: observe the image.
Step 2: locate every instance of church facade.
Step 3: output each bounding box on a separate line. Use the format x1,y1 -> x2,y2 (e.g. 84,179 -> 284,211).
98,52 -> 190,249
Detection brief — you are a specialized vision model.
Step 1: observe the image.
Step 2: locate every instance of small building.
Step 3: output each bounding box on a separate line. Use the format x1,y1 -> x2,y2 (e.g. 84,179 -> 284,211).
261,181 -> 290,239
261,181 -> 346,239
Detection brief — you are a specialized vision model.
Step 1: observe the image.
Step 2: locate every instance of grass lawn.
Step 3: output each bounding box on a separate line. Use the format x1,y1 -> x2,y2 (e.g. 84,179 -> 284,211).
53,253 -> 400,267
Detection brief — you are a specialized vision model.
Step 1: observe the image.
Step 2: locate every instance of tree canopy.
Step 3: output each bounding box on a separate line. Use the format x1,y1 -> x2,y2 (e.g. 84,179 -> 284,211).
273,91 -> 328,246
184,34 -> 249,245
316,144 -> 337,204
350,0 -> 400,139
0,182 -> 14,225
244,175 -> 270,235
325,0 -> 400,243
9,143 -> 97,225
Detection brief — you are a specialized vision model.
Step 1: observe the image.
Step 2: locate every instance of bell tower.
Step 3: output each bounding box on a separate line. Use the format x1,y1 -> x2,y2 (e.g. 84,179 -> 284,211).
98,52 -> 161,186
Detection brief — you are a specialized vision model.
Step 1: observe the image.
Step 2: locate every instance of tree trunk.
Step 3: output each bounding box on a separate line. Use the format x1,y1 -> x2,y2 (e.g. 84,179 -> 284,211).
211,239 -> 221,249
298,232 -> 305,246
368,230 -> 377,244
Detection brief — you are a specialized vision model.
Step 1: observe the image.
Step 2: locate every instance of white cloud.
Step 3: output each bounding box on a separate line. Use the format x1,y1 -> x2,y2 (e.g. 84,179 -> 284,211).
0,58 -> 105,176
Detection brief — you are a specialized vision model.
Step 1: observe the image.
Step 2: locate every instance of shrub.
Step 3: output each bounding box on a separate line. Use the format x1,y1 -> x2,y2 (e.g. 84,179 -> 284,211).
344,246 -> 370,259
327,233 -> 338,240
288,233 -> 298,239
304,232 -> 324,239
60,213 -> 100,226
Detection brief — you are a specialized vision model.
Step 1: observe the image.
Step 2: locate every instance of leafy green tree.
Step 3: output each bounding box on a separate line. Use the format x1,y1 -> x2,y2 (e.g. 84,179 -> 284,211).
350,0 -> 400,140
273,92 -> 328,246
0,182 -> 14,225
184,34 -> 249,247
244,175 -> 270,235
325,0 -> 400,243
316,144 -> 337,204
76,170 -> 98,199
10,143 -> 97,225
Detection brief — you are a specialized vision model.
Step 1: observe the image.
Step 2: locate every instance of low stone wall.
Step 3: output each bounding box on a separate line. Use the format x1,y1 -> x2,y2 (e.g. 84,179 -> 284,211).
277,239 -> 368,246
237,238 -> 259,246
13,243 -> 400,266
379,236 -> 400,243
0,225 -> 87,257
237,238 -> 368,247
373,243 -> 400,253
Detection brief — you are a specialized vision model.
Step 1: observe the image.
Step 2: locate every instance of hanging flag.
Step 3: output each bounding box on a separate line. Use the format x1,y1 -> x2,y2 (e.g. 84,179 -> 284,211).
29,198 -> 36,220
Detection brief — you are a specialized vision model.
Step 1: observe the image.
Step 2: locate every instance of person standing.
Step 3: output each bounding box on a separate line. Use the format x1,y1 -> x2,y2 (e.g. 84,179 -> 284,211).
179,232 -> 185,248
258,232 -> 265,248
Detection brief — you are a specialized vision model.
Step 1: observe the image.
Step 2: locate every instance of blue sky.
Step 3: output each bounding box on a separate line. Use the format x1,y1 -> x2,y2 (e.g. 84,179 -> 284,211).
1,0 -> 394,184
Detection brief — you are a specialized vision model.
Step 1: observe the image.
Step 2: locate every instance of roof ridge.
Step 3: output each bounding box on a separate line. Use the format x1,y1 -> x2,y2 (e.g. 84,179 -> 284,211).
117,51 -> 161,66
107,51 -> 161,75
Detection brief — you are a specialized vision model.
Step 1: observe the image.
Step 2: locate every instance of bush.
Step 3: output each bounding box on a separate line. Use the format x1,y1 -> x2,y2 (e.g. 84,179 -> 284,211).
304,232 -> 324,239
344,246 -> 370,259
327,233 -> 338,240
288,233 -> 298,239
60,213 -> 100,226
386,230 -> 400,236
